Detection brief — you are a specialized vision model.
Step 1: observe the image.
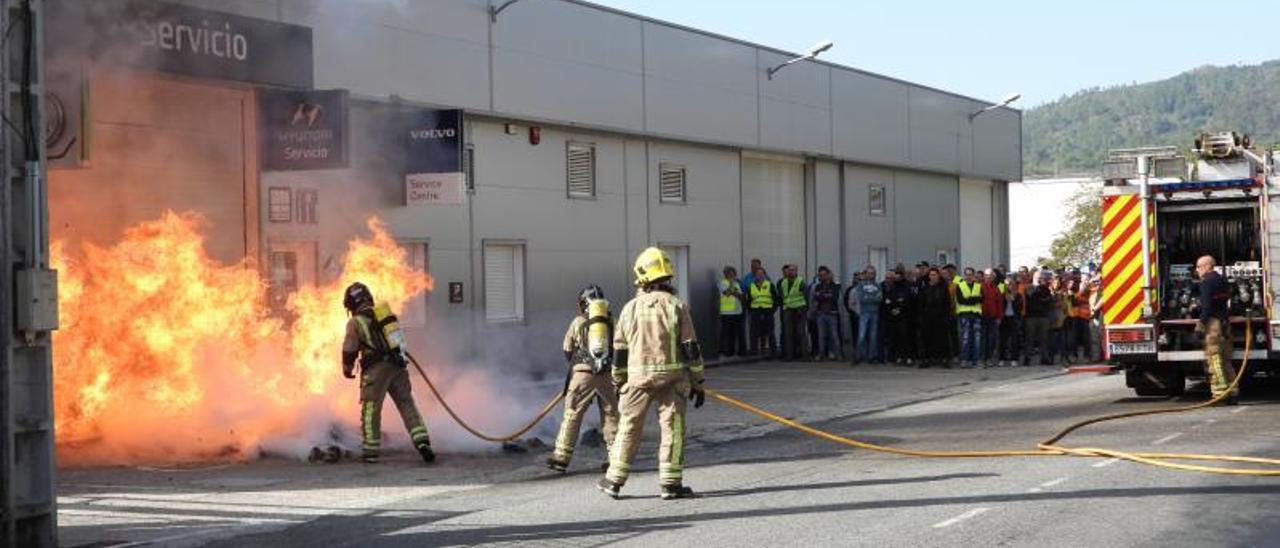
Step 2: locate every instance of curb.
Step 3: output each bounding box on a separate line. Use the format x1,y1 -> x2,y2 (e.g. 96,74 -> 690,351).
1066,364 -> 1119,375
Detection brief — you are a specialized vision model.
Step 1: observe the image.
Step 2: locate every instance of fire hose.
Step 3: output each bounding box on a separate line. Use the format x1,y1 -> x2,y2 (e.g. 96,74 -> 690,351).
409,322 -> 1280,475
407,352 -> 564,443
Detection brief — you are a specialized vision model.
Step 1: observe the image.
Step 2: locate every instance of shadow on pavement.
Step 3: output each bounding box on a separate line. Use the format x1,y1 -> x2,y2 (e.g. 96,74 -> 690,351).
700,472 -> 999,499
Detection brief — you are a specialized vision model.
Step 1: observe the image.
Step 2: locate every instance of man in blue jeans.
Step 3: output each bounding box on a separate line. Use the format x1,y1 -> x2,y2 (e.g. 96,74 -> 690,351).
853,266 -> 883,364
809,266 -> 842,360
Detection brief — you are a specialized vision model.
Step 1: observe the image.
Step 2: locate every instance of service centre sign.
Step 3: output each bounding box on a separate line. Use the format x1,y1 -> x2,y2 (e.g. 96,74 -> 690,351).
403,109 -> 464,206
259,89 -> 349,171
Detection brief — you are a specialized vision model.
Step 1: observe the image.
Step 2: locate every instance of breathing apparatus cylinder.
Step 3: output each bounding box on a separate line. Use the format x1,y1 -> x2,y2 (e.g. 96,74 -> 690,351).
586,298 -> 611,373
372,302 -> 407,366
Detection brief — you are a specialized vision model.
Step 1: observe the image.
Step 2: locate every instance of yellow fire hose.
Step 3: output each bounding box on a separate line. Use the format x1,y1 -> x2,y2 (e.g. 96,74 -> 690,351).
412,322 -> 1280,475
408,353 -> 565,443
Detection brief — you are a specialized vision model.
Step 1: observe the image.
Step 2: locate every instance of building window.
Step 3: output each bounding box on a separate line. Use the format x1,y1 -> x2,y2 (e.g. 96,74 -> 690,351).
659,164 -> 687,204
869,184 -> 886,216
267,250 -> 298,315
566,142 -> 596,198
398,241 -> 428,327
295,188 -> 318,224
268,187 -> 292,223
463,145 -> 476,193
484,243 -> 525,323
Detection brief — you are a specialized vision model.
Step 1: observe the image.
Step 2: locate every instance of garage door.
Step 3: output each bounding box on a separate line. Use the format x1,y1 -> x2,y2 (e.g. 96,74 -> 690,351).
742,156 -> 806,276
49,72 -> 254,265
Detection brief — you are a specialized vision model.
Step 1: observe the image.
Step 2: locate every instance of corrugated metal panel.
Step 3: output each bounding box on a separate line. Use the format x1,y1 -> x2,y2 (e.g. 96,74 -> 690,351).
959,179 -> 994,268
567,142 -> 595,198
659,164 -> 686,203
742,157 -> 805,273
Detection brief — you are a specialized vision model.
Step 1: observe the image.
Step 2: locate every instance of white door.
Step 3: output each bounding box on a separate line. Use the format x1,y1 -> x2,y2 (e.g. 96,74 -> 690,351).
869,247 -> 888,281
959,179 -> 995,269
398,241 -> 429,328
660,245 -> 690,298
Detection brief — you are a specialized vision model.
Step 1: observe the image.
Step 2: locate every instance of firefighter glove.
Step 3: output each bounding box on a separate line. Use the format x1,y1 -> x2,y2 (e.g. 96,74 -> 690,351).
690,383 -> 705,409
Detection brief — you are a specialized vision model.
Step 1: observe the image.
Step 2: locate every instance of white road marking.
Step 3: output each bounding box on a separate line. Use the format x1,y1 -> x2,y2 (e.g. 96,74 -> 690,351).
1039,477 -> 1069,488
1152,433 -> 1182,445
1092,458 -> 1121,468
1192,419 -> 1218,429
1026,487 -> 1043,493
1232,406 -> 1248,414
932,507 -> 991,528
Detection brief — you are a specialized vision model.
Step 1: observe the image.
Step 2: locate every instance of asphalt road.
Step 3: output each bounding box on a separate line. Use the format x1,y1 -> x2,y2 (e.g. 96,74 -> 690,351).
57,361 -> 1280,547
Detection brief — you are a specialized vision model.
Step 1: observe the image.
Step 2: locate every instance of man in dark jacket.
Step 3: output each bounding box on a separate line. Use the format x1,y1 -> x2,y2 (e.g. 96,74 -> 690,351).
810,266 -> 842,360
883,269 -> 914,364
1022,271 -> 1055,365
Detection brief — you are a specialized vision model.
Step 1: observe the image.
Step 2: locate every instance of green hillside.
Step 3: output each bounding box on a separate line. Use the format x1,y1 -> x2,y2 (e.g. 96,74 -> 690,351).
1023,60 -> 1280,178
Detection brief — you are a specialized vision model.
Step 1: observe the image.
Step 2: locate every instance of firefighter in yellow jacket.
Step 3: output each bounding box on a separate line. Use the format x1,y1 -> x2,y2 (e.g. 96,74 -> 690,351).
341,282 -> 435,464
598,247 -> 705,500
547,285 -> 621,472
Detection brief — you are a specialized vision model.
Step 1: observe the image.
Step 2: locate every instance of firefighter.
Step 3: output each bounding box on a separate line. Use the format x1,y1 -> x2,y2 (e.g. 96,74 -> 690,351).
341,282 -> 436,464
1194,255 -> 1239,405
547,285 -> 621,473
598,247 -> 704,500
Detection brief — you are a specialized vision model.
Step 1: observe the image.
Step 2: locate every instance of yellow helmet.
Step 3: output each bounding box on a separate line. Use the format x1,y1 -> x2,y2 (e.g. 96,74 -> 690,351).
633,247 -> 674,286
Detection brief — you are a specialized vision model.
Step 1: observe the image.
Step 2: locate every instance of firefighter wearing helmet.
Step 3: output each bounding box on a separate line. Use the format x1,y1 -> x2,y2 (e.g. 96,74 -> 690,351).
598,247 -> 705,500
546,284 -> 621,473
341,282 -> 435,464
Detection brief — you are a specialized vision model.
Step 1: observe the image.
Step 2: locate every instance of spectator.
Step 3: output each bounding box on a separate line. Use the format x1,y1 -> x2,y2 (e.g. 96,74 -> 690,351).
851,266 -> 884,364
1089,276 -> 1104,360
999,271 -> 1027,366
981,268 -> 1006,367
883,269 -> 914,365
807,271 -> 821,356
747,266 -> 777,357
810,266 -> 842,361
741,258 -> 770,352
1047,276 -> 1070,365
919,267 -> 952,368
717,266 -> 745,357
777,264 -> 808,361
1023,271 -> 1054,365
943,264 -> 960,360
955,267 -> 983,368
1068,276 -> 1094,362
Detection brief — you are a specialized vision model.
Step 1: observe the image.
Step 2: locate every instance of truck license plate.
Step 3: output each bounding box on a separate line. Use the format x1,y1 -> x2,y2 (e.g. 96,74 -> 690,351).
1109,342 -> 1155,355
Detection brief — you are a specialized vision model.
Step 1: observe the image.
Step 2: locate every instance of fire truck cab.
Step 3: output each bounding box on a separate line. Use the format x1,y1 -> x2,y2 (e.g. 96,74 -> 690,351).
1101,132 -> 1277,396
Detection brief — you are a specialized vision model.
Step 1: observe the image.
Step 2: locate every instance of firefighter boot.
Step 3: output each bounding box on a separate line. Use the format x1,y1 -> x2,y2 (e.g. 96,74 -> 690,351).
597,477 -> 622,499
416,440 -> 436,464
361,450 -> 379,464
545,457 -> 569,473
660,483 -> 697,500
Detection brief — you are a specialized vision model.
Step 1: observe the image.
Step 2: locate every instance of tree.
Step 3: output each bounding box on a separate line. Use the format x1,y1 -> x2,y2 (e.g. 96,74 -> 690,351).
1045,186 -> 1102,269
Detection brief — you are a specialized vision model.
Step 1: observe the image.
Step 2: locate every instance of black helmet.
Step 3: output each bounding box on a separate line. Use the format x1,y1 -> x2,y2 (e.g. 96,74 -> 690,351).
343,282 -> 374,313
578,284 -> 605,310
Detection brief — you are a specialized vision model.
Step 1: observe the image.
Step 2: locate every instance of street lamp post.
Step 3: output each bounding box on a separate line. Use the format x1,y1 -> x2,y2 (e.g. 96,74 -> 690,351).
766,41 -> 834,80
968,92 -> 1021,120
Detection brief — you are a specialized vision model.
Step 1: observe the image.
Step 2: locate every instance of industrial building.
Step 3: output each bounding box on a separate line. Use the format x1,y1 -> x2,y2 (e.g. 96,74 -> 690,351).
43,0 -> 1021,362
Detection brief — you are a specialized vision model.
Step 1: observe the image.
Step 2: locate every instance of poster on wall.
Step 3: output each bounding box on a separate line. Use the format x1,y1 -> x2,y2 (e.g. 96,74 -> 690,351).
259,89 -> 349,171
403,109 -> 464,206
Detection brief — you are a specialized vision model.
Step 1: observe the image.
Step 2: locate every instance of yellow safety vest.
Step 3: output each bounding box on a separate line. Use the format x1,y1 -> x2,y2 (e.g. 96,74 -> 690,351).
719,278 -> 743,315
780,277 -> 806,310
750,280 -> 774,309
956,281 -> 982,315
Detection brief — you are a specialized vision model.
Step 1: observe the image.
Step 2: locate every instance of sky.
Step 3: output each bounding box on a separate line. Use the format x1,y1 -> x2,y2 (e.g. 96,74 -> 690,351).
590,0 -> 1278,108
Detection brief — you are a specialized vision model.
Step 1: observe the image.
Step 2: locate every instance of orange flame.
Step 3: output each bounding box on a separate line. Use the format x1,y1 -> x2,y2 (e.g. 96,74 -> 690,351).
52,212 -> 432,465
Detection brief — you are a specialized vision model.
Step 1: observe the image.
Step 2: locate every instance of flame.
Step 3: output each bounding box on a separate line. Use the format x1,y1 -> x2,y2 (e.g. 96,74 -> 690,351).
52,212 -> 433,465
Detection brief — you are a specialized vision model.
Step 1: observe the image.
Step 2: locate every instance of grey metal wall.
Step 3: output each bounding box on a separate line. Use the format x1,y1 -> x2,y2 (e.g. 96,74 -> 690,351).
169,0 -> 1021,182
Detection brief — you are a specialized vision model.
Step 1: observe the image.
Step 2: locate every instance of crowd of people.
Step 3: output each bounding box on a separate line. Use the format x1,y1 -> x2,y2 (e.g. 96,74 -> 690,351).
717,259 -> 1103,368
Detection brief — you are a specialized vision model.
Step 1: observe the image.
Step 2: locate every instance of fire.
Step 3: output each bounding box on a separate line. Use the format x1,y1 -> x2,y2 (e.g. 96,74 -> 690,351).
52,212 -> 432,465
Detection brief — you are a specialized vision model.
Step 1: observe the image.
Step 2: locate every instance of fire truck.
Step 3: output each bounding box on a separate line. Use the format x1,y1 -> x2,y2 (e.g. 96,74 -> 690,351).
1101,132 -> 1276,396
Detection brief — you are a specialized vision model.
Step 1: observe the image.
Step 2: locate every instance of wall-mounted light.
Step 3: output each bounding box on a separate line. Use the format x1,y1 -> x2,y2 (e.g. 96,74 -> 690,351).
968,92 -> 1021,120
766,40 -> 833,80
490,0 -> 528,23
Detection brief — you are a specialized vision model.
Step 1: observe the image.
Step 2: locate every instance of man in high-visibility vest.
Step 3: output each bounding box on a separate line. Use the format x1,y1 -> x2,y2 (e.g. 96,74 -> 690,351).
598,247 -> 705,500
747,266 -> 777,357
777,264 -> 808,361
955,267 -> 984,368
718,266 -> 745,357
